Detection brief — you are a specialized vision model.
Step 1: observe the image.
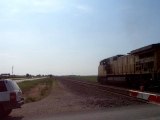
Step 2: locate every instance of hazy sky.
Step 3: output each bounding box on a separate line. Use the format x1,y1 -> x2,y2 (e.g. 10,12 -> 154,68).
0,0 -> 160,75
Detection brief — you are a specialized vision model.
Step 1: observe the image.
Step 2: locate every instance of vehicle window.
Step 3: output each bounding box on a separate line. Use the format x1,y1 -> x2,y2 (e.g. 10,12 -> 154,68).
9,81 -> 20,90
0,81 -> 7,92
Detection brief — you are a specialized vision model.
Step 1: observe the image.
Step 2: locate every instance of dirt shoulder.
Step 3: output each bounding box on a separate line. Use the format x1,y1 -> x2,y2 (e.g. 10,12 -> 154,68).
8,79 -> 89,120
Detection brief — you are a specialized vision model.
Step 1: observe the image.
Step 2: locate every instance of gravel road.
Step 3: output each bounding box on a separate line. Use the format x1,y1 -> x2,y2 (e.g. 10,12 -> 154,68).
3,78 -> 146,120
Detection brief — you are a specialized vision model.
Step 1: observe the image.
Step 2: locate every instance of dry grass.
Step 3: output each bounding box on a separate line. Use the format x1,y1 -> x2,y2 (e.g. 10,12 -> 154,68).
18,78 -> 54,103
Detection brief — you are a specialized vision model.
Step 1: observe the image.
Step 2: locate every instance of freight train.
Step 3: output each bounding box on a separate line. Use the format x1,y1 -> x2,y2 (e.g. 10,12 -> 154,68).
98,43 -> 160,91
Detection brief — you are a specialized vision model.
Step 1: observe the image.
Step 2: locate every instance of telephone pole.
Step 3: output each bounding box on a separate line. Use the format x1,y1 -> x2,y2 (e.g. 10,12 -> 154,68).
12,66 -> 14,75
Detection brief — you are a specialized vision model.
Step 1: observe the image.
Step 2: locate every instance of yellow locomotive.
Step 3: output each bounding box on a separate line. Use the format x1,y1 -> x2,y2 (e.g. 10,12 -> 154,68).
98,43 -> 160,91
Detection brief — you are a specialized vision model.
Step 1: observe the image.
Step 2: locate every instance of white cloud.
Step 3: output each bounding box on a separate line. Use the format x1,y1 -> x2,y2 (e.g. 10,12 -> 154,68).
0,0 -> 93,19
76,5 -> 92,13
0,0 -> 68,18
29,0 -> 67,13
71,4 -> 93,17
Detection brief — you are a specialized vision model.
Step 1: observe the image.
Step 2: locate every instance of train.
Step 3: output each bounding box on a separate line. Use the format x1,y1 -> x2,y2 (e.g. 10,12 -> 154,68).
98,43 -> 160,91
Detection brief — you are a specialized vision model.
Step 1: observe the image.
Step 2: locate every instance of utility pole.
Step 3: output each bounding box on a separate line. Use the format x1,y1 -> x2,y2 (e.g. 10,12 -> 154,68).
12,66 -> 14,75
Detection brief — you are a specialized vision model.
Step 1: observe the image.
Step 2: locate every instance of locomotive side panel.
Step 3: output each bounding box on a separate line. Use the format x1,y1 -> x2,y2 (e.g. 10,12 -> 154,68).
127,55 -> 135,74
117,57 -> 123,75
110,58 -> 114,75
134,52 -> 155,75
134,55 -> 140,74
122,56 -> 128,74
113,60 -> 118,75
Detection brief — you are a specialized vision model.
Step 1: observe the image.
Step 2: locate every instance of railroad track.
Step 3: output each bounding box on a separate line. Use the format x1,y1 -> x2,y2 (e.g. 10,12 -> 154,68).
57,77 -> 147,103
60,77 -> 160,105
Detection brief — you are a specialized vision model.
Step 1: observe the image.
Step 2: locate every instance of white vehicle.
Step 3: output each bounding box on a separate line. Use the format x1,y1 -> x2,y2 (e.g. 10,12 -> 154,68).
0,79 -> 24,117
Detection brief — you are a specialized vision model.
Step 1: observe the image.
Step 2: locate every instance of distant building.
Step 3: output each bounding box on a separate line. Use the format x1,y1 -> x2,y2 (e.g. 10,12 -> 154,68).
0,73 -> 10,79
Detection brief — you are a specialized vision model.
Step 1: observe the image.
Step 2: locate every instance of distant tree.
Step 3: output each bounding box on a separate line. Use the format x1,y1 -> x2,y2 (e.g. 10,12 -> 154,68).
48,74 -> 53,78
26,73 -> 30,78
36,74 -> 41,77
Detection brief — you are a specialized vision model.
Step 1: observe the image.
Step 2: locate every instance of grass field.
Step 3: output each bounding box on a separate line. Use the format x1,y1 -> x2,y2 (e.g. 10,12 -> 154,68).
11,78 -> 28,80
67,75 -> 98,83
18,78 -> 53,103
